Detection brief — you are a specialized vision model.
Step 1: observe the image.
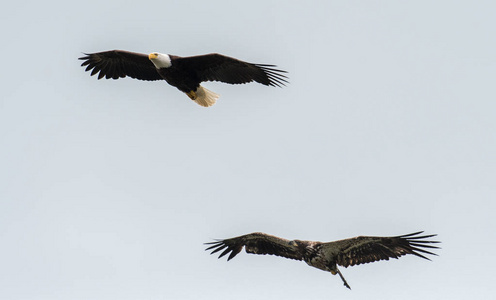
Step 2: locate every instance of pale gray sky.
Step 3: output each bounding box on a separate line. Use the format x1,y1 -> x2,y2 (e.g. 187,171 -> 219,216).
1,0 -> 495,299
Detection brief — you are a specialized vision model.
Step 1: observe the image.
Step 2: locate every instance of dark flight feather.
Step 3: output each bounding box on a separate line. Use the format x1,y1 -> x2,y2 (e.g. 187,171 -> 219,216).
79,50 -> 162,81
329,231 -> 440,268
168,53 -> 288,87
205,232 -> 303,261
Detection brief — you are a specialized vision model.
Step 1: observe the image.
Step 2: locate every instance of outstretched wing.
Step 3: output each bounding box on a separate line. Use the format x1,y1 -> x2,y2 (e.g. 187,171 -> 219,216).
323,231 -> 440,268
175,54 -> 288,87
205,232 -> 303,261
79,50 -> 162,81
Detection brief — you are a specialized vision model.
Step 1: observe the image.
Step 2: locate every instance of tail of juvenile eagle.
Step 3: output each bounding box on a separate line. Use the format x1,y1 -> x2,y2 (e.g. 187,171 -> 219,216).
189,86 -> 220,107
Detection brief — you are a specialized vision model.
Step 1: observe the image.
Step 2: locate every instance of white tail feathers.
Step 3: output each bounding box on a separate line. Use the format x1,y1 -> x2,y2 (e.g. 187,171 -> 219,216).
192,86 -> 219,107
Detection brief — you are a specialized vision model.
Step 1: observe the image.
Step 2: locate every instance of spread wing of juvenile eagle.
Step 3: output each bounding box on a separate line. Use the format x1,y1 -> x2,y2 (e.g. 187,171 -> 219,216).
326,231 -> 440,268
205,232 -> 303,261
206,231 -> 440,289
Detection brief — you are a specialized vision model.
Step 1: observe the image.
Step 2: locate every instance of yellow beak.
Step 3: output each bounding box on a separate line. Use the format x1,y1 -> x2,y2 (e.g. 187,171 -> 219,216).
148,53 -> 158,60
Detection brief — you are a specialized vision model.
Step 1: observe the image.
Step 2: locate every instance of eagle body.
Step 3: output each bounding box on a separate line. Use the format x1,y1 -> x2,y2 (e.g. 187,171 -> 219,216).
79,50 -> 288,107
155,56 -> 198,93
206,231 -> 439,289
297,242 -> 334,272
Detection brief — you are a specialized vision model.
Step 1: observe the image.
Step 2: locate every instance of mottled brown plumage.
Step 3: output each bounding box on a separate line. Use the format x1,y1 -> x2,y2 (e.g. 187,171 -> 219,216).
206,231 -> 439,289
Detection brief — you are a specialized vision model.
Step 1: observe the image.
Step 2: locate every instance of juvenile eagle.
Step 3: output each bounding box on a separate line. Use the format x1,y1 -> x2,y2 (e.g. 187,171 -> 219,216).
79,50 -> 288,107
206,231 -> 439,289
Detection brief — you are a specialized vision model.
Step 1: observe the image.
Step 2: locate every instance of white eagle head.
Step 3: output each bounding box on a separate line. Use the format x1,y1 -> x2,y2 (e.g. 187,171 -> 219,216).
148,52 -> 172,69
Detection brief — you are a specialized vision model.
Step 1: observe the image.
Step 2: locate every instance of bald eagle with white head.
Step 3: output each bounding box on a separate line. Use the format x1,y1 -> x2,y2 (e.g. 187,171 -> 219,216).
79,50 -> 288,107
206,231 -> 440,289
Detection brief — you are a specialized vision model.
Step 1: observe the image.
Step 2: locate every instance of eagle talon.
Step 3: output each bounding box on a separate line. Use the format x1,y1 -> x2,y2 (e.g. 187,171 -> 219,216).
186,90 -> 197,100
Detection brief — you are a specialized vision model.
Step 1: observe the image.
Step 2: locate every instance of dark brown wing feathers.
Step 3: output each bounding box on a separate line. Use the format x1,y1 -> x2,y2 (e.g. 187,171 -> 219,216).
79,50 -> 162,81
80,51 -> 288,87
205,239 -> 244,261
175,54 -> 288,87
334,231 -> 440,268
205,233 -> 302,261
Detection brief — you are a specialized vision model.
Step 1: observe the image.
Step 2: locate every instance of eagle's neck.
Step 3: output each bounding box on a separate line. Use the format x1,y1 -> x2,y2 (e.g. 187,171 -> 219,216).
151,53 -> 172,69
